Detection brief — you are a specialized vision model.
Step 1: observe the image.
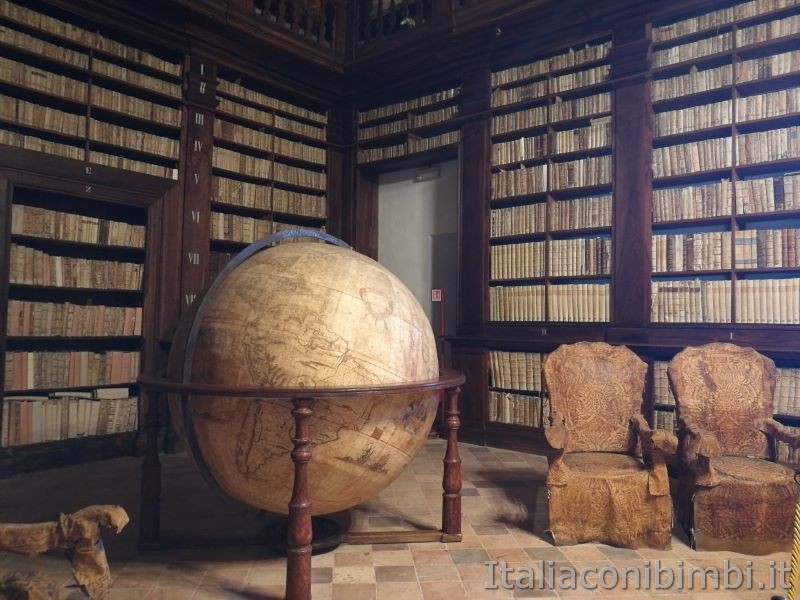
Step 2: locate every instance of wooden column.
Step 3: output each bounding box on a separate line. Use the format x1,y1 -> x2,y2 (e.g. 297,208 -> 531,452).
442,386 -> 462,536
286,397 -> 314,600
458,61 -> 491,336
609,20 -> 652,328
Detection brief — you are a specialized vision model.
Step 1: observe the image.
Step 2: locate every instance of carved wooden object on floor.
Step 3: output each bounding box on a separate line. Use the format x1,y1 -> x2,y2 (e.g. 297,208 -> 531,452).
544,342 -> 677,549
0,505 -> 129,600
669,343 -> 800,554
0,572 -> 56,600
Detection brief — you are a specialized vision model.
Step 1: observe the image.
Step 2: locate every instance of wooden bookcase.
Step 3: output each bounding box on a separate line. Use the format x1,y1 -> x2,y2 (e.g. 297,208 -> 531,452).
209,68 -> 329,279
0,0 -> 338,475
356,84 -> 461,166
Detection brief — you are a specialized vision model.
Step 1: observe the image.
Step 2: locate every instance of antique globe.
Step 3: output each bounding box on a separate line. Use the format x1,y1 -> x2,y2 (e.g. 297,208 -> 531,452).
167,237 -> 440,515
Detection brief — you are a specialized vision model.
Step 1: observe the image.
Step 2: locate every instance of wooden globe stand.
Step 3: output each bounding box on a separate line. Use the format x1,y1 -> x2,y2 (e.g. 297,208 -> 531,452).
137,369 -> 465,600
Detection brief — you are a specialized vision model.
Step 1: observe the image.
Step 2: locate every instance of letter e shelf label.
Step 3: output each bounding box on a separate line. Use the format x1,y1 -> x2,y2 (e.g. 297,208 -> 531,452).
431,289 -> 443,302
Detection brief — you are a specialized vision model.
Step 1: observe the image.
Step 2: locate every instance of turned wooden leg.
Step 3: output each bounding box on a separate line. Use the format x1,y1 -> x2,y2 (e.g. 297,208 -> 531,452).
138,390 -> 162,550
442,386 -> 462,536
286,398 -> 313,600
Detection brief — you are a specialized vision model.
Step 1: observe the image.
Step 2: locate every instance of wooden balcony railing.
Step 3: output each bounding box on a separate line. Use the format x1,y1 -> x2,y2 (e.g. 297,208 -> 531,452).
252,0 -> 340,49
356,0 -> 434,46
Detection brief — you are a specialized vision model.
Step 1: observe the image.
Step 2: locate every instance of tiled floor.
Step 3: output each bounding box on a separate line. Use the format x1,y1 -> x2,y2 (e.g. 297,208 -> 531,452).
0,440 -> 792,599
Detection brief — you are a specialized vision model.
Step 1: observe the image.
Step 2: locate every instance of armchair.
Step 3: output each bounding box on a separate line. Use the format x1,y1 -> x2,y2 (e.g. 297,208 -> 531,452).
669,342 -> 800,554
543,342 -> 677,549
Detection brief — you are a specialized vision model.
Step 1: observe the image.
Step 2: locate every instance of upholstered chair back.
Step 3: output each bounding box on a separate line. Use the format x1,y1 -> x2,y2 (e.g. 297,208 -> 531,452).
543,342 -> 647,453
668,343 -> 776,458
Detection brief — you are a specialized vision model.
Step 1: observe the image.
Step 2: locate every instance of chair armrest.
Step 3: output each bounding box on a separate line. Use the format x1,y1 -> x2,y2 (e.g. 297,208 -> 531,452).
545,411 -> 570,486
679,415 -> 722,459
760,418 -> 800,450
679,415 -> 722,487
545,411 -> 569,450
631,415 -> 678,455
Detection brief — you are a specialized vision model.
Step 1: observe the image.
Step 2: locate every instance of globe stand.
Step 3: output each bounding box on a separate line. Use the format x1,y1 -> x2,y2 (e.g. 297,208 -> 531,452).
262,516 -> 347,555
137,370 -> 465,600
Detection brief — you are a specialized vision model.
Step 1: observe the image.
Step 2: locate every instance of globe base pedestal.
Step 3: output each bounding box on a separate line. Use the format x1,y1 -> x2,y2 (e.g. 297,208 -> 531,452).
264,516 -> 347,555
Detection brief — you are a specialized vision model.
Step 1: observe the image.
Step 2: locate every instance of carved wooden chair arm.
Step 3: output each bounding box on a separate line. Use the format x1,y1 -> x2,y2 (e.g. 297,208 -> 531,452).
760,418 -> 800,450
631,415 -> 678,455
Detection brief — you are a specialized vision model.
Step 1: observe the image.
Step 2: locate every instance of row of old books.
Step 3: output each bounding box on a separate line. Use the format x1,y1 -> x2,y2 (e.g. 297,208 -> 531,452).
357,131 -> 460,163
88,150 -> 178,180
488,351 -> 544,391
1,0 -> 180,76
735,278 -> 800,323
653,180 -> 732,221
735,229 -> 800,268
737,175 -> 800,213
489,283 -> 610,322
1,391 -> 138,447
552,194 -> 612,230
652,137 -> 732,178
357,87 -> 459,124
0,22 -> 88,68
91,86 -> 180,127
212,177 -> 327,218
11,205 -> 145,248
736,87 -> 800,122
7,301 -> 142,337
550,237 -> 611,276
489,285 -> 546,321
357,106 -> 459,141
738,49 -> 800,83
492,122 -> 610,165
652,65 -> 732,102
9,244 -> 143,290
0,93 -> 85,137
490,194 -> 620,238
488,391 -> 550,428
89,119 -> 178,159
0,56 -> 87,102
491,65 -> 610,108
549,283 -> 610,321
652,232 -> 732,272
655,100 -> 732,137
490,242 -> 545,280
738,126 -> 800,164
775,367 -> 800,415
491,93 -> 611,136
491,156 -> 611,199
0,129 -> 82,161
214,121 -> 326,165
651,280 -> 733,323
212,147 -> 326,189
653,361 -> 676,406
217,78 -> 327,125
4,351 -> 141,390
489,202 -> 547,237
491,40 -> 611,87
210,212 -> 272,244
653,409 -> 676,433
737,12 -> 800,47
216,98 -> 327,141
653,0 -> 800,42
93,59 -> 180,98
653,32 -> 732,69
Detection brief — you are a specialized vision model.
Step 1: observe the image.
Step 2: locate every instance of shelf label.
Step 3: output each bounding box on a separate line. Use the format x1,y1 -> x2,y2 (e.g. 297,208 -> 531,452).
194,112 -> 205,126
187,252 -> 200,265
431,289 -> 442,302
193,140 -> 203,152
191,210 -> 200,223
184,293 -> 197,306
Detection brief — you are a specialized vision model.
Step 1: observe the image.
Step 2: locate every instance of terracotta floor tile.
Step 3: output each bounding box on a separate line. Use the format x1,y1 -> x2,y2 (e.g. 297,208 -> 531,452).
420,580 -> 468,600
416,565 -> 461,582
332,566 -> 376,584
412,549 -> 453,565
372,550 -> 415,566
334,551 -> 373,566
332,583 -> 377,600
374,565 -> 417,582
376,581 -> 424,599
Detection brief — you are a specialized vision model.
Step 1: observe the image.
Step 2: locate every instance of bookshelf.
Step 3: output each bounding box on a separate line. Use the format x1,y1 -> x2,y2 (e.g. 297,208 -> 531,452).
1,183 -> 149,453
356,85 -> 461,165
650,0 -> 800,327
488,37 -> 613,332
0,0 -> 183,181
210,70 -> 329,278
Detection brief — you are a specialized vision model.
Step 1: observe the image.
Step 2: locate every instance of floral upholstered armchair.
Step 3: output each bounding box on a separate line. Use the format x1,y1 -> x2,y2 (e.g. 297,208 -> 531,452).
544,342 -> 678,549
669,342 -> 800,554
